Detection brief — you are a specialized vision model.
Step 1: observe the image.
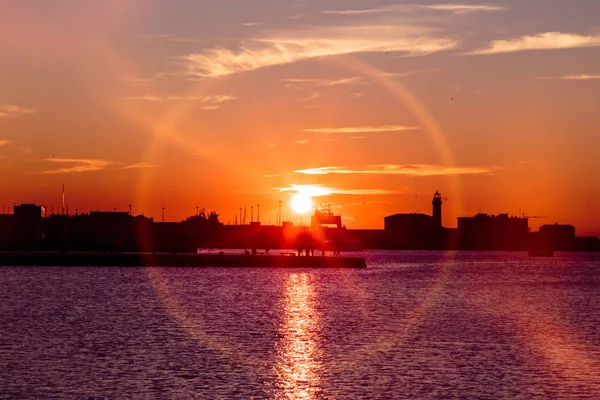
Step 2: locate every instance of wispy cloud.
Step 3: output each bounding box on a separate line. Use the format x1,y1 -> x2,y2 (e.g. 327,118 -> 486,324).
0,139 -> 10,147
379,69 -> 443,78
294,164 -> 495,176
319,5 -> 402,16
124,94 -> 236,110
41,158 -> 156,174
469,32 -> 600,55
0,105 -> 36,118
539,74 -> 600,80
318,3 -> 505,16
421,4 -> 506,14
278,184 -> 396,197
294,140 -> 310,145
122,162 -> 157,169
282,77 -> 367,86
304,125 -> 418,133
185,23 -> 457,77
43,158 -> 113,174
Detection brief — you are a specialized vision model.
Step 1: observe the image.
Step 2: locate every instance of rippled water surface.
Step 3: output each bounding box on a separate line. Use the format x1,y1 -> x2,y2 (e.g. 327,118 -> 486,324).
2,251 -> 600,399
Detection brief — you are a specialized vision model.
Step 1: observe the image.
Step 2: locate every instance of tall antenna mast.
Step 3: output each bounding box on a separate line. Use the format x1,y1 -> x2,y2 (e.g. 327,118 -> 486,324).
62,184 -> 65,215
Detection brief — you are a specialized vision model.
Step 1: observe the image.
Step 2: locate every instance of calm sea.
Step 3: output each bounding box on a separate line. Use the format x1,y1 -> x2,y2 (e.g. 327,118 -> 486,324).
2,251 -> 600,399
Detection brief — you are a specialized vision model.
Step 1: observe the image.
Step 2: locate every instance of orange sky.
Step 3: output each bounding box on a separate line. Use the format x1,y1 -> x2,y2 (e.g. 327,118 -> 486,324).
1,1 -> 599,235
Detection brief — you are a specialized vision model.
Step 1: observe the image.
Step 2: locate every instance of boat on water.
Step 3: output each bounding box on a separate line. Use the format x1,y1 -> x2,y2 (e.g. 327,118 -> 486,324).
528,248 -> 554,257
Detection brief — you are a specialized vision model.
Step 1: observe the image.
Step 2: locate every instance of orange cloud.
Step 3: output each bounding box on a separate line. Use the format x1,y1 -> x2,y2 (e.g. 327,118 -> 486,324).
124,94 -> 236,109
539,74 -> 600,80
421,4 -> 506,14
469,32 -> 600,55
278,184 -> 396,197
282,77 -> 367,86
294,164 -> 495,176
0,105 -> 36,118
304,125 -> 418,133
185,23 -> 457,77
41,158 -> 156,174
319,4 -> 505,16
43,158 -> 112,174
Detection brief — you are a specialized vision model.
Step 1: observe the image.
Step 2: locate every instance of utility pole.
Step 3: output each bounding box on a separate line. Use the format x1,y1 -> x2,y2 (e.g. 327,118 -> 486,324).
239,208 -> 242,225
62,184 -> 65,215
129,204 -> 132,215
257,204 -> 260,224
162,207 -> 165,223
278,201 -> 282,226
251,206 -> 254,223
196,206 -> 199,216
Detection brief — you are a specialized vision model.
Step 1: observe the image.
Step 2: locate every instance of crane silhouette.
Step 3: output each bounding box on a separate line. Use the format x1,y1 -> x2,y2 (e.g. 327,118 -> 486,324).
522,213 -> 547,219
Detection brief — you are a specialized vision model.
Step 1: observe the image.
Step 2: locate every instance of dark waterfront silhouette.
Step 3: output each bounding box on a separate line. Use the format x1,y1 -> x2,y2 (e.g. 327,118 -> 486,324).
0,193 -> 599,253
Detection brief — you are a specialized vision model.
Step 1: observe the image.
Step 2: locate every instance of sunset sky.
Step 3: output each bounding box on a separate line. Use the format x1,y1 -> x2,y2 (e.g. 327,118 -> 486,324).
1,0 -> 599,234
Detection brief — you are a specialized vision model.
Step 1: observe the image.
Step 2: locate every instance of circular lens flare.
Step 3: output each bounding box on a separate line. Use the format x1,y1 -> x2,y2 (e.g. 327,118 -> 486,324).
290,193 -> 313,214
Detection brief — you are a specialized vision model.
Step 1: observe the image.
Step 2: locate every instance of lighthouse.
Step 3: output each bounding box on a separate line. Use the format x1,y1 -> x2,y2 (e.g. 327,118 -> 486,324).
432,191 -> 443,228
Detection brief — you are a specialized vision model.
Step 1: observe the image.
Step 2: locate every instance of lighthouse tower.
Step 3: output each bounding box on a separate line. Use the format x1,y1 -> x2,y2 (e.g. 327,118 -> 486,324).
432,191 -> 443,228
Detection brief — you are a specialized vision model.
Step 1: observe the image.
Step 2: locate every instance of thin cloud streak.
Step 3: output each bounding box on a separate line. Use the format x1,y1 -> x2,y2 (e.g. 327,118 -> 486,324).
421,4 -> 506,14
42,158 -> 156,174
43,158 -> 113,174
185,24 -> 458,77
0,105 -> 36,118
469,32 -> 600,55
319,3 -> 505,16
122,162 -> 157,169
124,94 -> 236,109
294,164 -> 495,176
0,139 -> 10,147
278,184 -> 396,197
539,74 -> 600,80
282,77 -> 367,86
304,125 -> 418,133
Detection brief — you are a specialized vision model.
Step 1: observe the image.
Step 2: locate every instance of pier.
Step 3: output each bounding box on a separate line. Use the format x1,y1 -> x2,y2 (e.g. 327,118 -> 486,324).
0,252 -> 367,268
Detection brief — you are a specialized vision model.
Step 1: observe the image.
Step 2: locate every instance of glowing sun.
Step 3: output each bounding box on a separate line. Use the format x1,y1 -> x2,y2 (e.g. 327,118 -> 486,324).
290,193 -> 313,214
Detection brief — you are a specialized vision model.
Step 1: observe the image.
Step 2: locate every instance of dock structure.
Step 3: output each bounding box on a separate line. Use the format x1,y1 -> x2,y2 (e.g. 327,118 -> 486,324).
0,252 -> 367,268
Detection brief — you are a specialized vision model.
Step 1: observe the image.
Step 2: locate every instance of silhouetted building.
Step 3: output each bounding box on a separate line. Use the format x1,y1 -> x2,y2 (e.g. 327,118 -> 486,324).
384,192 -> 444,249
538,224 -> 576,251
12,204 -> 44,249
458,213 -> 528,250
0,214 -> 14,250
432,191 -> 443,228
385,213 -> 436,249
574,236 -> 600,251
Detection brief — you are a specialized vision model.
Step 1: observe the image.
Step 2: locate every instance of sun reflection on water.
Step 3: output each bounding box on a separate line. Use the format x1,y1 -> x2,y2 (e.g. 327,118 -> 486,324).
275,273 -> 323,399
